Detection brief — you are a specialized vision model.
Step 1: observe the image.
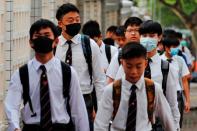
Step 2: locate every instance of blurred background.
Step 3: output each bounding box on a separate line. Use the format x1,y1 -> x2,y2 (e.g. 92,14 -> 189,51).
0,0 -> 196,130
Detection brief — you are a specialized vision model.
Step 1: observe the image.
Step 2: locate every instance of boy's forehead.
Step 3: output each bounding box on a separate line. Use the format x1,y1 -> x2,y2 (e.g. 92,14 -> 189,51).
34,27 -> 53,35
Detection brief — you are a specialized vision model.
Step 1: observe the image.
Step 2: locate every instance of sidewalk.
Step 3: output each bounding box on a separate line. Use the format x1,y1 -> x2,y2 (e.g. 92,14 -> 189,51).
190,82 -> 197,109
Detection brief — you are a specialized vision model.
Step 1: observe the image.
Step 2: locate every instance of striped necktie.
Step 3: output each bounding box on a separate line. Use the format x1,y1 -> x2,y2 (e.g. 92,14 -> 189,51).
126,84 -> 137,131
65,40 -> 72,65
40,65 -> 53,131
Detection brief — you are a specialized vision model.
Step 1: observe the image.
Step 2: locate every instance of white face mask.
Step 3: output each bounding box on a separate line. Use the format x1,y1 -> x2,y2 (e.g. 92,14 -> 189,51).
140,37 -> 158,52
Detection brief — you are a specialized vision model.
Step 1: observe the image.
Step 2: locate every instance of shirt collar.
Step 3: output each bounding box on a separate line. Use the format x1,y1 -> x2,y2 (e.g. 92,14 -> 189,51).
122,74 -> 144,91
32,56 -> 56,72
59,34 -> 81,46
150,53 -> 161,64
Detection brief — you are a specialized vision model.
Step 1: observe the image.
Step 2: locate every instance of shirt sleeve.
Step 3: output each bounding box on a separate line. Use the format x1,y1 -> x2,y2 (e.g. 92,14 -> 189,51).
106,52 -> 120,79
179,56 -> 190,77
90,39 -> 106,102
4,70 -> 23,131
94,84 -> 113,131
69,67 -> 90,131
165,65 -> 180,129
154,82 -> 176,131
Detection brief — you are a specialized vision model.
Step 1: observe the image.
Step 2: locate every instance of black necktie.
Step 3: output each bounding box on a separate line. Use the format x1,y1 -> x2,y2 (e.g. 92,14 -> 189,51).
40,65 -> 53,131
167,58 -> 172,63
145,58 -> 152,79
65,40 -> 72,65
126,85 -> 137,131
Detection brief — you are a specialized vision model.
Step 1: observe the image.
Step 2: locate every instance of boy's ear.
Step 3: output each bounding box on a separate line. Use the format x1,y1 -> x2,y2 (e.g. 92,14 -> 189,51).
29,40 -> 34,48
58,21 -> 63,28
120,59 -> 123,65
158,34 -> 162,42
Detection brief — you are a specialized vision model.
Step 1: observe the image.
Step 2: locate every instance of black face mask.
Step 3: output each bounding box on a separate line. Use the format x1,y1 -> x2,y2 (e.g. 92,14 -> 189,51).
65,23 -> 81,37
32,36 -> 54,54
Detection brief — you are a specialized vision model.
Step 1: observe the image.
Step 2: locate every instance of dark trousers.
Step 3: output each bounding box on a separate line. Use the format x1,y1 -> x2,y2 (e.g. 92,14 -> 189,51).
177,90 -> 184,128
22,123 -> 73,131
83,94 -> 94,131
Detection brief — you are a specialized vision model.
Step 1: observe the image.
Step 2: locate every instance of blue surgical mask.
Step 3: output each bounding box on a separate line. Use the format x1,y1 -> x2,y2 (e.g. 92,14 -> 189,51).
140,37 -> 158,52
170,47 -> 179,56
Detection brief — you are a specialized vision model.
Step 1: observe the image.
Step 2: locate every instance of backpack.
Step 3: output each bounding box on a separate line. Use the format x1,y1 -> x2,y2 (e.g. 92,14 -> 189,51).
109,78 -> 155,130
161,60 -> 169,96
105,44 -> 112,63
19,61 -> 74,129
54,35 -> 93,85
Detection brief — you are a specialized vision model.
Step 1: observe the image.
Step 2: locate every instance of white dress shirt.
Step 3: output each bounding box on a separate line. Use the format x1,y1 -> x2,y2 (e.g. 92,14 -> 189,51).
99,42 -> 118,73
55,34 -> 105,101
4,57 -> 89,131
106,51 -> 120,79
113,53 -> 180,129
94,75 -> 176,131
160,54 -> 190,91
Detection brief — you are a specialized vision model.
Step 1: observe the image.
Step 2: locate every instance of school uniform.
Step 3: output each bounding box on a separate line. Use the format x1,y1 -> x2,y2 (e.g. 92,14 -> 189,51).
55,34 -> 105,130
114,53 -> 180,129
94,75 -> 176,131
106,51 -> 120,79
55,34 -> 105,101
4,57 -> 89,131
160,54 -> 190,127
99,42 -> 118,73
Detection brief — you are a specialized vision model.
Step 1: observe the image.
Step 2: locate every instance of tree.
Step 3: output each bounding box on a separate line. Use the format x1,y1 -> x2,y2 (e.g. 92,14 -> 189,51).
159,0 -> 197,50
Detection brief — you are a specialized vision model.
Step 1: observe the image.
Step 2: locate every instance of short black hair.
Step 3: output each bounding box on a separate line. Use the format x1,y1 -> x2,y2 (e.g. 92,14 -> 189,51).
106,25 -> 117,33
139,20 -> 162,35
121,42 -> 147,59
163,29 -> 176,39
29,19 -> 59,40
176,32 -> 182,39
115,26 -> 125,37
124,17 -> 142,29
56,3 -> 79,21
162,37 -> 180,48
82,20 -> 101,38
103,38 -> 115,46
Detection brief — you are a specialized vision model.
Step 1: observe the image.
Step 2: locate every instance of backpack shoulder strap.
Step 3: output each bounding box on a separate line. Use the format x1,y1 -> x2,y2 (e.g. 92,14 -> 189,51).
60,61 -> 75,128
19,64 -> 36,117
105,44 -> 111,63
161,60 -> 169,96
144,78 -> 155,125
81,35 -> 93,85
118,49 -> 122,65
111,79 -> 122,121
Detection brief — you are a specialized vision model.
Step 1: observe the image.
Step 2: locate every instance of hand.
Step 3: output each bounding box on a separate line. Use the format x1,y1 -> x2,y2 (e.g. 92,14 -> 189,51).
184,101 -> 190,113
15,128 -> 21,131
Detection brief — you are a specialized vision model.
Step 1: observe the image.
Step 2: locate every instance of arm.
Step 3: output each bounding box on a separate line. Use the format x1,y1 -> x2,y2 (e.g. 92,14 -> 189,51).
94,84 -> 113,131
4,70 -> 22,131
182,76 -> 190,112
91,39 -> 106,102
69,67 -> 90,131
154,83 -> 176,131
165,66 -> 180,129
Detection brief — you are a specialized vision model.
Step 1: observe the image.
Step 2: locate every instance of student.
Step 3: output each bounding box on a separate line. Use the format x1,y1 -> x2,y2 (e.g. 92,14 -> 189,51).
82,20 -> 118,73
55,3 -> 105,131
103,25 -> 117,46
139,20 -> 180,130
114,26 -> 127,48
161,37 -> 190,128
94,42 -> 176,131
106,17 -> 143,84
4,19 -> 89,131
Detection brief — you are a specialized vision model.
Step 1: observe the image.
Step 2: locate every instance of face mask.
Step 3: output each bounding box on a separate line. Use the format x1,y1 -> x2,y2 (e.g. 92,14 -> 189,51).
170,47 -> 179,56
32,36 -> 54,54
140,37 -> 158,52
65,23 -> 81,37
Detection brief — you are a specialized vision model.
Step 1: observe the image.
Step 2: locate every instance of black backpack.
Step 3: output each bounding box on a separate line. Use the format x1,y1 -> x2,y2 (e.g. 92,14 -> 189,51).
19,61 -> 74,129
161,59 -> 169,96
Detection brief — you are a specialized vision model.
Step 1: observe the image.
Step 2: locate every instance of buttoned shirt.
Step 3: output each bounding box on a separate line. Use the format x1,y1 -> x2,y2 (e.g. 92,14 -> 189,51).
114,53 -> 180,129
55,34 -> 105,101
99,42 -> 118,73
94,75 -> 176,131
4,57 -> 89,131
160,54 -> 190,91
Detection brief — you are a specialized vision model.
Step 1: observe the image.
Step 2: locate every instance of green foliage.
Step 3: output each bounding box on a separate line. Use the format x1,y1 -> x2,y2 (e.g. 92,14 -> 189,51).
180,0 -> 197,15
